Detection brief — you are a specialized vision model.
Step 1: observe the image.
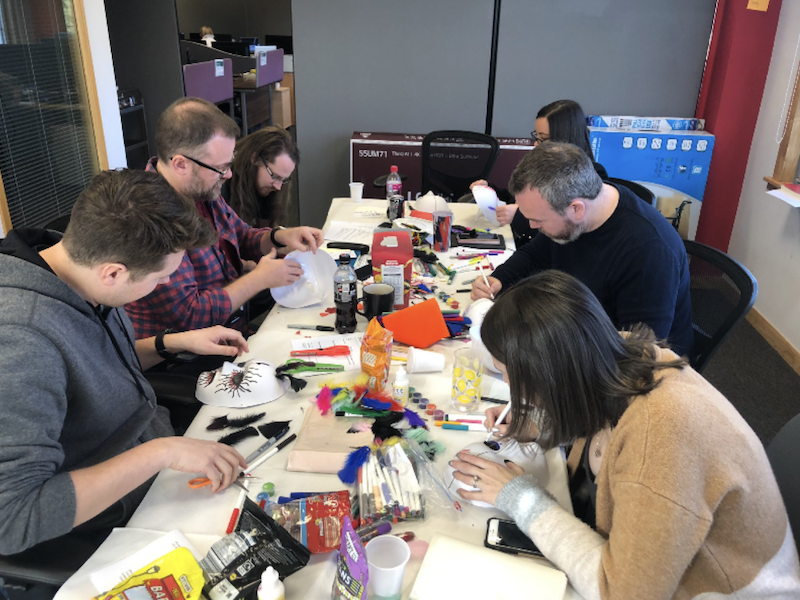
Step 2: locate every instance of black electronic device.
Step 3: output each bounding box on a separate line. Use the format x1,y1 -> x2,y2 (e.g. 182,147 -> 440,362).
485,518 -> 544,558
455,232 -> 506,250
326,241 -> 370,255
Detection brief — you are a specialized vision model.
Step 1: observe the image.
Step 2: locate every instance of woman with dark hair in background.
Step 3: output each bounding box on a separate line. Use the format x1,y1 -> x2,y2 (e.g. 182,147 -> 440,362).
223,126 -> 301,228
450,271 -> 800,599
474,99 -> 607,245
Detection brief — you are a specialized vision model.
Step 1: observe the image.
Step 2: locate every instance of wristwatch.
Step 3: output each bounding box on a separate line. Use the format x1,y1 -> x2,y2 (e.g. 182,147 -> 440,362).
269,226 -> 287,248
155,328 -> 178,360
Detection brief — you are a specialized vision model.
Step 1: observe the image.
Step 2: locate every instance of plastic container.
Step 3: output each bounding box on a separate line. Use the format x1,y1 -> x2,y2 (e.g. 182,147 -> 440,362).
257,566 -> 285,600
392,366 -> 409,407
386,165 -> 402,199
334,254 -> 357,334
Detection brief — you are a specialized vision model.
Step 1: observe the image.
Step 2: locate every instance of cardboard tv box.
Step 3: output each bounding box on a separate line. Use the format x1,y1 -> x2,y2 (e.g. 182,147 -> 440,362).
589,127 -> 715,239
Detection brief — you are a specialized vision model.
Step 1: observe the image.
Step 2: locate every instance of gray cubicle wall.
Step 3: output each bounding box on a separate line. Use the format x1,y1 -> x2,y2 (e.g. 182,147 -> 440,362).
292,0 -> 495,227
292,0 -> 717,229
105,0 -> 185,160
490,0 -> 717,136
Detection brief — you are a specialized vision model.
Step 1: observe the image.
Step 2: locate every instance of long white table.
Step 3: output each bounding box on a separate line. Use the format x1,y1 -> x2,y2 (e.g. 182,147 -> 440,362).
57,198 -> 581,599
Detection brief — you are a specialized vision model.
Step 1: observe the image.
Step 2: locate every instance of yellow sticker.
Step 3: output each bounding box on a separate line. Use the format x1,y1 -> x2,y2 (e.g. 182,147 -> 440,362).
746,0 -> 769,11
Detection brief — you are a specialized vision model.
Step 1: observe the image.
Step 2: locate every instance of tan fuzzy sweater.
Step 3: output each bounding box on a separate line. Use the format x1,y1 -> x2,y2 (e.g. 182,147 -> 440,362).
500,346 -> 800,599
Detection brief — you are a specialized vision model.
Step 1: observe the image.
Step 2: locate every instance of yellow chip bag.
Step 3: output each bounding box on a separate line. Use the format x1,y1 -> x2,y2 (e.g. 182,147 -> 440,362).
360,317 -> 393,392
94,547 -> 204,600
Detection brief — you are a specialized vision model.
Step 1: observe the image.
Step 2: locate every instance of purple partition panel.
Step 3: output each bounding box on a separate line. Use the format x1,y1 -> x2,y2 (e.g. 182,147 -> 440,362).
255,49 -> 285,88
183,59 -> 234,104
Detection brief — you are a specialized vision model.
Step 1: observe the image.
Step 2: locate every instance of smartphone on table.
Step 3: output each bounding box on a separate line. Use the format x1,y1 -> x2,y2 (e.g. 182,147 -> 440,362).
485,517 -> 544,558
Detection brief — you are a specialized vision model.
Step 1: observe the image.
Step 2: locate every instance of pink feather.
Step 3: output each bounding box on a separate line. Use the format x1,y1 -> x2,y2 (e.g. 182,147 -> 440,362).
316,386 -> 333,415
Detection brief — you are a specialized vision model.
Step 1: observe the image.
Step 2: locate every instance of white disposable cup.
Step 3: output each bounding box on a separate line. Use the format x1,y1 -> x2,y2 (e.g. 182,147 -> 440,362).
366,535 -> 410,600
349,182 -> 364,202
406,347 -> 446,373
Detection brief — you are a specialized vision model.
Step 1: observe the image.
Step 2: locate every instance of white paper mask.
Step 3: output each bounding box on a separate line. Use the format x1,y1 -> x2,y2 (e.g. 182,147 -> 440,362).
443,438 -> 549,508
471,185 -> 507,227
271,249 -> 338,308
195,359 -> 289,408
464,298 -> 501,374
413,190 -> 449,213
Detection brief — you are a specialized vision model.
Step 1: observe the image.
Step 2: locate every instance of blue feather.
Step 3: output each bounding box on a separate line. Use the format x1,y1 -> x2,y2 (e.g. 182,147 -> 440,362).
404,407 -> 427,429
362,397 -> 391,411
338,445 -> 372,484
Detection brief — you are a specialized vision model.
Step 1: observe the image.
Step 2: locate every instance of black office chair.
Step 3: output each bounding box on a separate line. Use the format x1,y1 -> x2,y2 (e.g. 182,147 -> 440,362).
767,412 -> 800,553
684,240 -> 757,373
41,213 -> 72,233
421,130 -> 500,202
607,177 -> 656,206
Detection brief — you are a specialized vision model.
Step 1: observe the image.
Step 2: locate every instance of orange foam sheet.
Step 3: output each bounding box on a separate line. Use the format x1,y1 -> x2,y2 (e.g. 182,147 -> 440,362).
381,298 -> 449,348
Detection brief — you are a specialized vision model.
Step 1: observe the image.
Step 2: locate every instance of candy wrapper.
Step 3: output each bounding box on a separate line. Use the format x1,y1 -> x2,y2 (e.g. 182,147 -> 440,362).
360,317 -> 392,392
331,516 -> 368,600
265,490 -> 352,553
202,498 -> 311,600
93,547 -> 204,600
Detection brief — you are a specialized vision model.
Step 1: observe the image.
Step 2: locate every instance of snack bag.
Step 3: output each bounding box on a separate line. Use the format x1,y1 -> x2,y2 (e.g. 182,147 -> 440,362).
265,490 -> 352,553
331,516 -> 368,600
93,547 -> 204,600
361,317 -> 393,392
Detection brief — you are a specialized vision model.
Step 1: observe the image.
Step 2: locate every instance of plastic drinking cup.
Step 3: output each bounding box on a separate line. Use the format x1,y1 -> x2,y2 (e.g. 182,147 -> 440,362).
366,535 -> 410,600
406,347 -> 446,373
451,346 -> 483,412
349,182 -> 364,202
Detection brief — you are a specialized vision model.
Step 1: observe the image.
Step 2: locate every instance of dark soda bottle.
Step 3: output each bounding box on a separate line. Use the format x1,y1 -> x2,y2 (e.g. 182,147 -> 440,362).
334,254 -> 357,334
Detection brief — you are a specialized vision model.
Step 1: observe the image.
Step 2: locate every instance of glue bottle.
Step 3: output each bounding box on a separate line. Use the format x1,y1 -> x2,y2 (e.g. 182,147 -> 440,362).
392,366 -> 409,407
257,566 -> 285,600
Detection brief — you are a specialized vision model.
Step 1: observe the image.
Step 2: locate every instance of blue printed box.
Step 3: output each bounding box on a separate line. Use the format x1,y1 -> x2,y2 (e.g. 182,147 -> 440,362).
589,128 -> 715,202
587,116 -> 705,131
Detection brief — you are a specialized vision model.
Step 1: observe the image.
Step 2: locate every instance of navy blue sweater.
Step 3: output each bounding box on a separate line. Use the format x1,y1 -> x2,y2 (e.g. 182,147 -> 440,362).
493,184 -> 693,356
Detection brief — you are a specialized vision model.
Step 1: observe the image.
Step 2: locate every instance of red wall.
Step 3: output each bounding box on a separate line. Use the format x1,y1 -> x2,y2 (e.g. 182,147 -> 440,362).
695,0 -> 782,251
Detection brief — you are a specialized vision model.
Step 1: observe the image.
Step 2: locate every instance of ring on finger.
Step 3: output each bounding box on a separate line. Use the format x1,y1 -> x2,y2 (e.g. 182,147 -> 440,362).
472,474 -> 479,488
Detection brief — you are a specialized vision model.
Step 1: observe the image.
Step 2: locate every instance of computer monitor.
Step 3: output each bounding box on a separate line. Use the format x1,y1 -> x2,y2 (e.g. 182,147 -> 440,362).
215,33 -> 233,42
189,32 -> 202,41
213,41 -> 250,57
239,36 -> 259,46
263,35 -> 293,54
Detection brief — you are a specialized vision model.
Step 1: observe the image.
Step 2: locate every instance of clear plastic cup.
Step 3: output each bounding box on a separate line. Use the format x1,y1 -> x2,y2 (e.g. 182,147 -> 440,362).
349,182 -> 364,202
366,535 -> 410,600
451,346 -> 483,412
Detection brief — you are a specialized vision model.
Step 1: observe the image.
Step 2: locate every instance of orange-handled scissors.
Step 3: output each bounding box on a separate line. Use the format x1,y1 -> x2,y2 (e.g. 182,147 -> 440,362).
290,345 -> 351,357
188,476 -> 252,493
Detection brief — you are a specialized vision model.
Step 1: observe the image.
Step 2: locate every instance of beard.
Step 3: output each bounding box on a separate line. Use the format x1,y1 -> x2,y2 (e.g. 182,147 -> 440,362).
186,175 -> 224,203
545,218 -> 585,245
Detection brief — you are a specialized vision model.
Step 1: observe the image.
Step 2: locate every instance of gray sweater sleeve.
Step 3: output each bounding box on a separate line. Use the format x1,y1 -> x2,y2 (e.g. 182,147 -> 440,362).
0,326 -> 77,554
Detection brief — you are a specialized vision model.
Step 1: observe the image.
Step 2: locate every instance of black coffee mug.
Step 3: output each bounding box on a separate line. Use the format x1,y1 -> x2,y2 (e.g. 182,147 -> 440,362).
358,283 -> 395,320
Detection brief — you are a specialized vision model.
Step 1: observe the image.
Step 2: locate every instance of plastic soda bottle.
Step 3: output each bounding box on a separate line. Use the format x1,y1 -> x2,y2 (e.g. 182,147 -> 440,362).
334,254 -> 357,334
386,165 -> 402,199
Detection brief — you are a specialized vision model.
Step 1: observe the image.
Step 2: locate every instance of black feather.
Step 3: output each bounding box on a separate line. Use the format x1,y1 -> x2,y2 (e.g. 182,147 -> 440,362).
257,420 -> 292,439
217,427 -> 258,446
372,412 -> 404,441
225,411 -> 266,428
276,372 -> 308,392
207,415 -> 231,431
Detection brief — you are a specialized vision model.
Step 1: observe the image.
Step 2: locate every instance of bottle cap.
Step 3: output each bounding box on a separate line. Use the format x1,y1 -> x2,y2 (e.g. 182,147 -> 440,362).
390,165 -> 399,172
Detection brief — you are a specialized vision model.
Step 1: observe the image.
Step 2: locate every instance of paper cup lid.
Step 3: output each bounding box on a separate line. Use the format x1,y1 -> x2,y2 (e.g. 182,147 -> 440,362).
271,249 -> 337,308
195,359 -> 289,408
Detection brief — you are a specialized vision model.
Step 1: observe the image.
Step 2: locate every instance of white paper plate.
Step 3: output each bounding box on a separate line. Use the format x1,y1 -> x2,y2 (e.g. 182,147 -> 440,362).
271,249 -> 338,308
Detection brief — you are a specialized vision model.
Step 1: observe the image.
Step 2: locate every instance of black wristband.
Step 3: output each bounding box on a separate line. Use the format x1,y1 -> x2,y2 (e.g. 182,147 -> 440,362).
155,329 -> 178,360
269,226 -> 287,248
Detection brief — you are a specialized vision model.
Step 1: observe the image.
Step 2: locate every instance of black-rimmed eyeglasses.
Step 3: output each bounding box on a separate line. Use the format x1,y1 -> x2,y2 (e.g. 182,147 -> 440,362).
530,133 -> 551,144
174,154 -> 232,178
261,158 -> 291,184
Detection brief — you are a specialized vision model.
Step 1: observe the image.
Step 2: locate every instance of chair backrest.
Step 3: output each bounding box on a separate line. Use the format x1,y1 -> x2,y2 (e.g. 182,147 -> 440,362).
607,177 -> 656,206
767,412 -> 800,553
421,131 -> 500,202
685,239 -> 757,372
40,213 -> 71,233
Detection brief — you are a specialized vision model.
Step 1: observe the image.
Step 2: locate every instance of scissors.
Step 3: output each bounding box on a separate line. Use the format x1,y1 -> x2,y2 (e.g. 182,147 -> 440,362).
290,345 -> 351,357
280,358 -> 345,374
188,475 -> 254,493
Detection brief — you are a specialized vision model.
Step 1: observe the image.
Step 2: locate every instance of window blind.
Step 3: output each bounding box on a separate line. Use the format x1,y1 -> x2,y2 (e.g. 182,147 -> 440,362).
0,0 -> 98,229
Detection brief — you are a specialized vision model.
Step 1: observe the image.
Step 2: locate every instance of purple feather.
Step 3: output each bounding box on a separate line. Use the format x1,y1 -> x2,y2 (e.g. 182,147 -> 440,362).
404,407 -> 427,429
338,445 -> 371,484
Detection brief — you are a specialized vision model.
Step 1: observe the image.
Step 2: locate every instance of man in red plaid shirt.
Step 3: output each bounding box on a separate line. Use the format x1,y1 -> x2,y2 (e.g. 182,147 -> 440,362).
126,98 -> 323,339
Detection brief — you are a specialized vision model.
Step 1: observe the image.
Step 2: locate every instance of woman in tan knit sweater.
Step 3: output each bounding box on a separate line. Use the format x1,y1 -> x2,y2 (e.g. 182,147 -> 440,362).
450,271 -> 800,599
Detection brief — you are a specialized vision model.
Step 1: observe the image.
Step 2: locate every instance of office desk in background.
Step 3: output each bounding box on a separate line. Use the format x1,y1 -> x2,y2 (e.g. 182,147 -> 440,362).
56,198 -> 582,600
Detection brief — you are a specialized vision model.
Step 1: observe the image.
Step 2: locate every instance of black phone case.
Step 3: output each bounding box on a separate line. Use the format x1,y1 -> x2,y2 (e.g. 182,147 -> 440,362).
483,518 -> 544,557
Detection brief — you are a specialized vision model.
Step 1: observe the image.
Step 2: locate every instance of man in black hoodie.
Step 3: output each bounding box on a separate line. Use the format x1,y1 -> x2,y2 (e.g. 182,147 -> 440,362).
0,169 -> 249,556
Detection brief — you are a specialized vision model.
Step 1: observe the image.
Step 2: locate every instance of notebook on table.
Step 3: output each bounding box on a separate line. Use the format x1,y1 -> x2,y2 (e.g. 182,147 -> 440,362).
409,533 -> 567,600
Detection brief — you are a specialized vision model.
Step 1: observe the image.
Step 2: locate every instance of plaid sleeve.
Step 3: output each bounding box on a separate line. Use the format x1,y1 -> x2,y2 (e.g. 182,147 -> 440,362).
127,252 -> 233,337
221,200 -> 269,261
